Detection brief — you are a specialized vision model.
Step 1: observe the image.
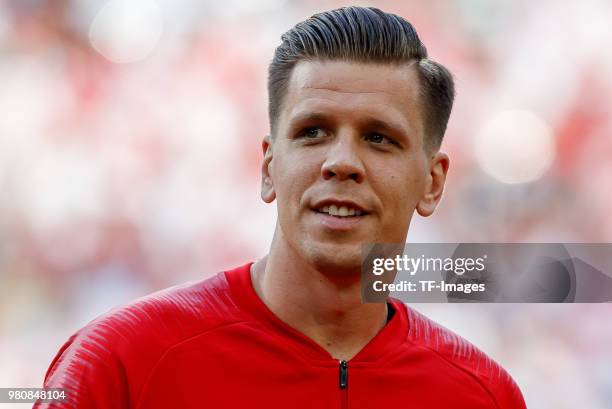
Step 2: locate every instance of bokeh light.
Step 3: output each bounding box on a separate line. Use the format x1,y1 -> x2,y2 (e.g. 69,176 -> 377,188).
474,110 -> 556,184
89,0 -> 164,63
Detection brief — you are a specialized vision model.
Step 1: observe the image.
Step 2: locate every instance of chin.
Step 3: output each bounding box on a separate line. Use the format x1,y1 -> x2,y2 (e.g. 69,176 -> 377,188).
304,241 -> 364,277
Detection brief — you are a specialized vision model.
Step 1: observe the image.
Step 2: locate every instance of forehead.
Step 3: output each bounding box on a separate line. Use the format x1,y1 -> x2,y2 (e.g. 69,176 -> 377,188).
281,60 -> 423,139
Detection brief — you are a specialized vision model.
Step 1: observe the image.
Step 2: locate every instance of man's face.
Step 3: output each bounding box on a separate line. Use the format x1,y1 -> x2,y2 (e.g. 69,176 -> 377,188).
261,60 -> 448,275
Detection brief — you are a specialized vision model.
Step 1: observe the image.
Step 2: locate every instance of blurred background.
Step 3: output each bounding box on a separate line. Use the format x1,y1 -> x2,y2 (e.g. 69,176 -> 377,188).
0,0 -> 611,407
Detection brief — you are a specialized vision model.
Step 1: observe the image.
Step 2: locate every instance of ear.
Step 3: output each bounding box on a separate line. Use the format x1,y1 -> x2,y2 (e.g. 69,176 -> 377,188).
261,135 -> 276,203
416,151 -> 449,217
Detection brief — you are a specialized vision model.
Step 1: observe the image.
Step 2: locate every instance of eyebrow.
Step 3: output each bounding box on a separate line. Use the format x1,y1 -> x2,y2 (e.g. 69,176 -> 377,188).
361,116 -> 410,137
289,111 -> 329,124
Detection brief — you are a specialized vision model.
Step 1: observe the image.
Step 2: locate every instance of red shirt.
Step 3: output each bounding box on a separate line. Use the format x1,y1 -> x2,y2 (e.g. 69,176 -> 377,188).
36,263 -> 526,408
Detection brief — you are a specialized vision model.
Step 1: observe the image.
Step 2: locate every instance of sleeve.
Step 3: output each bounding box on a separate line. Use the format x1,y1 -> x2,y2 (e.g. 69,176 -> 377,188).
33,329 -> 130,409
493,372 -> 527,409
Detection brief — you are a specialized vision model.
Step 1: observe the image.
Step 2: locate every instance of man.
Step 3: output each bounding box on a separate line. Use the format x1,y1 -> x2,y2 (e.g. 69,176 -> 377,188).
36,7 -> 526,408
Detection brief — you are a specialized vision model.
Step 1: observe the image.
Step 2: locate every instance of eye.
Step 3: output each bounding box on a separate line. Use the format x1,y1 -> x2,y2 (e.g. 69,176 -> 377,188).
365,133 -> 394,145
303,127 -> 323,138
296,127 -> 328,140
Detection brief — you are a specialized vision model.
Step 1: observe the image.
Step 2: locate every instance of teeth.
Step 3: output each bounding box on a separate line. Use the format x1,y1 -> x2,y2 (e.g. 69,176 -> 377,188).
318,204 -> 364,217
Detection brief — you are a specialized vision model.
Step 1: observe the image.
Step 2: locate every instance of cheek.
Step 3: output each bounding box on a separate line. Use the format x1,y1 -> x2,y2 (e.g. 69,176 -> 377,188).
372,159 -> 426,212
273,153 -> 320,208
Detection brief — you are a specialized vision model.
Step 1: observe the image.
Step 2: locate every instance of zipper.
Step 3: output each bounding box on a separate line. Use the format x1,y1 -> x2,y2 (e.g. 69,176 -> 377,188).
339,360 -> 348,408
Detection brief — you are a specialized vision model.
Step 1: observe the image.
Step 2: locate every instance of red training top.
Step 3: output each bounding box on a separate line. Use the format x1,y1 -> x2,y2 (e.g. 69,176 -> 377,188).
35,263 -> 526,408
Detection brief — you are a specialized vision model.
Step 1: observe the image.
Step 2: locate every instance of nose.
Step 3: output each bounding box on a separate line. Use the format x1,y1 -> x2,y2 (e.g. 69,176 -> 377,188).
321,131 -> 365,183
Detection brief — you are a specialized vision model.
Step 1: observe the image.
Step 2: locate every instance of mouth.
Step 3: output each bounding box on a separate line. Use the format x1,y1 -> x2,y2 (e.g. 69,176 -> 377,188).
313,204 -> 367,218
310,200 -> 371,231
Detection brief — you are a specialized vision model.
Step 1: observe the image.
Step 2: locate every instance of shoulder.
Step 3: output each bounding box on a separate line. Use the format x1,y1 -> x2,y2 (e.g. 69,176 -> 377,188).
402,305 -> 526,409
39,270 -> 244,407
76,270 -> 242,354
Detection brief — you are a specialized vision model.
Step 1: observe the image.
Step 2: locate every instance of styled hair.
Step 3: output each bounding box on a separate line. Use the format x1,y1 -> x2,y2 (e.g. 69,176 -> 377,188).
267,6 -> 455,150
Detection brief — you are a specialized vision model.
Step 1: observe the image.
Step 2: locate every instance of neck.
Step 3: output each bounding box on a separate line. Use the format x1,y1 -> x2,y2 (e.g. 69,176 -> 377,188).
250,231 -> 388,361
